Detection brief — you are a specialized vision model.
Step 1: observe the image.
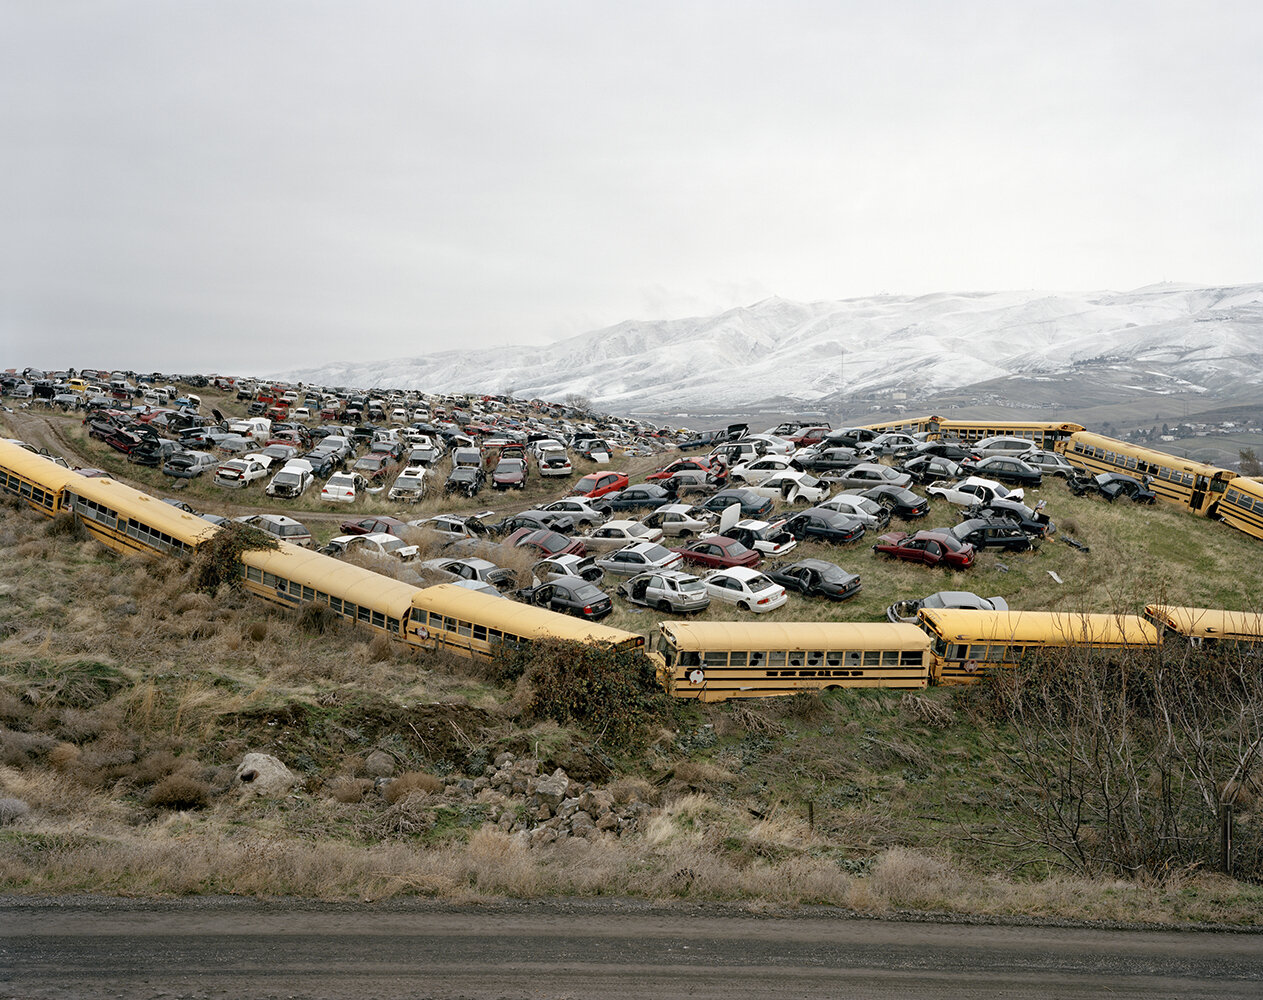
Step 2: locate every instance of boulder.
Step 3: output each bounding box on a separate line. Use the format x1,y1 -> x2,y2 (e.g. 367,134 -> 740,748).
235,753 -> 297,797
365,750 -> 395,778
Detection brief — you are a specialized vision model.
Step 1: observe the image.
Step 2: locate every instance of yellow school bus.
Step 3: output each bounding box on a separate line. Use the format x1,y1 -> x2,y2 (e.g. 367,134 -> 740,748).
917,609 -> 1160,684
653,620 -> 930,701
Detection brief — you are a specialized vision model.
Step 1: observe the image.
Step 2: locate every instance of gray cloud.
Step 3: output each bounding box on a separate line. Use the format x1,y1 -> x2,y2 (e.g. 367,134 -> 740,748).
2,1 -> 1260,375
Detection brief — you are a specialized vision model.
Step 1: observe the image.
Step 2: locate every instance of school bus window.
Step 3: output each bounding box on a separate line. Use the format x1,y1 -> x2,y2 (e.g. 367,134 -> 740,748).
457,620 -> 472,637
882,651 -> 901,666
948,644 -> 968,660
302,586 -> 315,601
825,652 -> 842,666
246,566 -> 262,582
807,651 -> 823,666
316,591 -> 328,604
901,651 -> 923,665
473,624 -> 487,642
845,651 -> 861,666
372,611 -> 386,628
768,651 -> 786,666
729,652 -> 747,666
703,652 -> 727,666
488,627 -> 502,641
861,650 -> 880,665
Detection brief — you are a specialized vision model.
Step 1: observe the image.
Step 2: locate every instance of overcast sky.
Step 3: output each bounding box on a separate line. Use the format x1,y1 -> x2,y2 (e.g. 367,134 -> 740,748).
3,1 -> 1260,375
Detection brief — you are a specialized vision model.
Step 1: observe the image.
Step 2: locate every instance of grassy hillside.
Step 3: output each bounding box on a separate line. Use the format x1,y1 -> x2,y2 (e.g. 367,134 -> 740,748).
1,464 -> 1262,920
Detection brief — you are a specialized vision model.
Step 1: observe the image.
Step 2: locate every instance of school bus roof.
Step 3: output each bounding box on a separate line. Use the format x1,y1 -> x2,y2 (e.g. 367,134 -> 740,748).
1,439 -> 88,493
1144,605 -> 1263,641
659,620 -> 929,651
67,474 -> 222,547
243,542 -> 420,619
918,609 -> 1159,647
412,583 -> 644,646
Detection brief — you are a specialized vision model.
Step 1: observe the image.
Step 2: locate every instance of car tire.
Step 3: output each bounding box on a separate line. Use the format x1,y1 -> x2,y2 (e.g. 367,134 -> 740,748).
737,601 -> 750,611
657,600 -> 672,613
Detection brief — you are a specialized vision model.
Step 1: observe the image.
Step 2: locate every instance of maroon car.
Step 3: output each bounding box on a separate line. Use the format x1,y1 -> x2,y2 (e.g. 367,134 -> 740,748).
340,515 -> 410,537
504,527 -> 586,558
873,530 -> 975,569
671,535 -> 762,569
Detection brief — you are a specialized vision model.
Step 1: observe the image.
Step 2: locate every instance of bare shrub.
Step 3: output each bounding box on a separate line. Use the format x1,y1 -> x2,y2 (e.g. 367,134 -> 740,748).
48,742 -> 81,770
296,602 -> 338,635
174,592 -> 213,615
900,693 -> 954,727
131,750 -> 180,784
728,702 -> 785,736
328,777 -> 373,803
608,775 -> 658,806
0,797 -> 30,825
245,622 -> 267,642
772,691 -> 827,722
145,774 -> 210,810
384,771 -> 443,804
44,513 -> 86,540
869,847 -> 963,909
366,634 -> 397,663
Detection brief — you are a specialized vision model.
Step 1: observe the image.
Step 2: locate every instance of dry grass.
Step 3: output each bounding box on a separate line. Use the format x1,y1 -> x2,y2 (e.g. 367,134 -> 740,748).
4,427 -> 1263,924
383,771 -> 444,804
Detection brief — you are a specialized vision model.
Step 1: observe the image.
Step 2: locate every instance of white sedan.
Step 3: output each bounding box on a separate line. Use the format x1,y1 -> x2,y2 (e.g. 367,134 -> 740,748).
925,476 -> 1023,508
815,493 -> 892,529
324,531 -> 419,563
581,519 -> 664,551
745,471 -> 830,504
321,472 -> 365,503
702,566 -> 787,613
728,455 -> 799,486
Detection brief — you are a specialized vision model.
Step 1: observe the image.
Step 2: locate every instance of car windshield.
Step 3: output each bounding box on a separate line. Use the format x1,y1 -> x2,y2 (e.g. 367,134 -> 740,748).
278,523 -> 306,537
380,537 -> 407,553
395,475 -> 422,488
328,475 -> 353,487
274,473 -> 299,484
643,544 -> 672,561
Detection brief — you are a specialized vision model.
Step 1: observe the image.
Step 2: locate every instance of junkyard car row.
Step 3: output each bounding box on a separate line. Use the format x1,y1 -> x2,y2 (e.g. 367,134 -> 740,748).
4,368 -> 1089,622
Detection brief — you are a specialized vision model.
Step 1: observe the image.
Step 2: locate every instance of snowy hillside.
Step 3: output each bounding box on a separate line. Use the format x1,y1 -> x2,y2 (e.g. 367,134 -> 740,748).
279,283 -> 1263,411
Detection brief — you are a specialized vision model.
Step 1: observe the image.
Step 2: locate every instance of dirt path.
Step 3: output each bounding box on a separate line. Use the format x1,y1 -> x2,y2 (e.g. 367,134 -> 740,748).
3,897 -> 1262,999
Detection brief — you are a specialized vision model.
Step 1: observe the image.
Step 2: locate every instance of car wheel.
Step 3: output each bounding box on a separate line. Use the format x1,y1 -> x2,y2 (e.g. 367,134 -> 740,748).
737,601 -> 750,611
657,600 -> 672,613
678,530 -> 692,538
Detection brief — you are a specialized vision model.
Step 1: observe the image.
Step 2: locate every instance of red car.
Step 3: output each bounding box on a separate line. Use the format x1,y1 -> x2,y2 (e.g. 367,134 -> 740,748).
340,515 -> 411,537
873,530 -> 975,569
671,535 -> 762,569
572,471 -> 629,499
646,458 -> 714,481
504,527 -> 586,558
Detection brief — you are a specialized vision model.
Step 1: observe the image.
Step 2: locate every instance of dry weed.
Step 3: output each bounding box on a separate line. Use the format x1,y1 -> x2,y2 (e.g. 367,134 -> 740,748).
145,773 -> 210,810
384,771 -> 444,804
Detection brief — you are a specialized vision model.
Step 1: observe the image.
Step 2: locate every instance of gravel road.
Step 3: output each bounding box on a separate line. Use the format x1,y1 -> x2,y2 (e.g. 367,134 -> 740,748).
3,897 -> 1262,1000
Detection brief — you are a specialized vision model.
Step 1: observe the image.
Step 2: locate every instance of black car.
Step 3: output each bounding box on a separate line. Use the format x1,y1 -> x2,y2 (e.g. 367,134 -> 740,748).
515,577 -> 613,620
697,488 -> 775,521
1070,472 -> 1157,504
796,446 -> 863,473
781,508 -> 866,544
910,440 -> 977,462
971,498 -> 1054,536
129,438 -> 182,467
593,483 -> 675,514
949,517 -> 1040,552
899,454 -> 962,485
960,455 -> 1043,488
857,484 -> 930,519
764,558 -> 861,601
488,510 -> 576,535
444,465 -> 486,497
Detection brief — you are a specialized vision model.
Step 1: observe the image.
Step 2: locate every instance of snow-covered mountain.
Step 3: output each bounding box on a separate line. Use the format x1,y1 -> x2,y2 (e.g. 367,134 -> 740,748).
280,283 -> 1263,412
